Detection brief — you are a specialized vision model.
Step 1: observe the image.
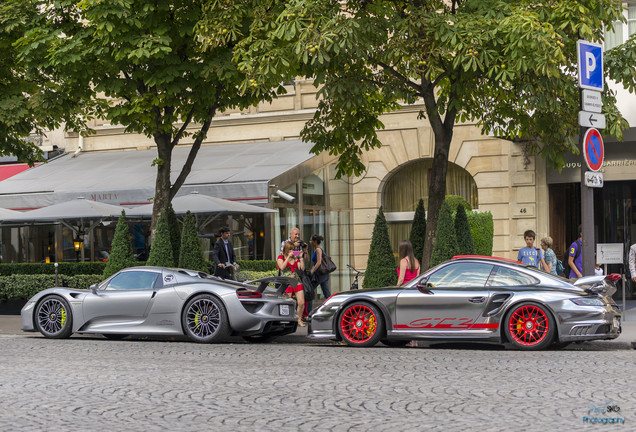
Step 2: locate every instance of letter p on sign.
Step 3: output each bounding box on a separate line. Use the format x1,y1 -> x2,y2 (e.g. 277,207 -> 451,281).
577,40 -> 604,91
585,51 -> 596,80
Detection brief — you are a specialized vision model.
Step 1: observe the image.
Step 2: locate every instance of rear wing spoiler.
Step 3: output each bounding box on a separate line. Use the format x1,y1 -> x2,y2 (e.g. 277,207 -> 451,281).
573,274 -> 620,297
246,276 -> 298,295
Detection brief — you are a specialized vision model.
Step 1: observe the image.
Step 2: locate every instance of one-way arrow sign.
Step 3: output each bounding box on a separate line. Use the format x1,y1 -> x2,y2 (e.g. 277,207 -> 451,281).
579,110 -> 606,129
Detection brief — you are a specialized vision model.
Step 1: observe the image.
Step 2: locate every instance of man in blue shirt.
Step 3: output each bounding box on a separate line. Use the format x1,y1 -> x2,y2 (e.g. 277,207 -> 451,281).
517,229 -> 547,268
568,225 -> 583,278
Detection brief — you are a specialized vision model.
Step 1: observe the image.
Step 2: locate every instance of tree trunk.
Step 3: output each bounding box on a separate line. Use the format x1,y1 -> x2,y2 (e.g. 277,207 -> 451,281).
151,133 -> 173,239
419,79 -> 458,270
421,132 -> 452,270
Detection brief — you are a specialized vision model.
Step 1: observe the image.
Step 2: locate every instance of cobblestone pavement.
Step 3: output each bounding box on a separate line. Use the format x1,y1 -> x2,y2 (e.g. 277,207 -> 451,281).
0,333 -> 634,431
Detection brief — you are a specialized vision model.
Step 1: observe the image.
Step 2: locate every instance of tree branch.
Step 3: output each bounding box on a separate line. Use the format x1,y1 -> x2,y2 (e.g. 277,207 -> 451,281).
169,87 -> 222,200
376,60 -> 422,94
171,105 -> 196,148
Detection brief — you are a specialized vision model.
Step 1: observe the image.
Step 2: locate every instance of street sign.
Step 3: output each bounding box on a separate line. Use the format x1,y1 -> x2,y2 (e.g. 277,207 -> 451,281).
584,171 -> 604,188
577,40 -> 604,91
581,89 -> 602,113
596,243 -> 623,264
578,110 -> 606,129
583,128 -> 604,171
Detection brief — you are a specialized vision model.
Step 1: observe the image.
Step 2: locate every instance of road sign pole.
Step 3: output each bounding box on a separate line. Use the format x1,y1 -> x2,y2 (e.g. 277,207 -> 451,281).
580,125 -> 595,277
577,40 -> 603,278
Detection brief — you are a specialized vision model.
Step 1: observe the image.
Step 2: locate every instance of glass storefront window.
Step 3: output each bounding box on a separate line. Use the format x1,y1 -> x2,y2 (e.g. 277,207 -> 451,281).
198,214 -> 266,261
302,172 -> 325,206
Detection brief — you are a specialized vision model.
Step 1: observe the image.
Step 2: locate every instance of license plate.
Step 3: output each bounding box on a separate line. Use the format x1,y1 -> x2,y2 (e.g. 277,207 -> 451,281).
279,305 -> 290,316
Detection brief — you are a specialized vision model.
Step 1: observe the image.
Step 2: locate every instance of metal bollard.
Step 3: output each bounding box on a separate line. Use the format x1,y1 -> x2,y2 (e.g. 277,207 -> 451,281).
55,262 -> 59,287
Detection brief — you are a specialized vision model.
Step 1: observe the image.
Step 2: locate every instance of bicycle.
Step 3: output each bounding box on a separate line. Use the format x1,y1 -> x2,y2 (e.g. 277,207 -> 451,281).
347,264 -> 364,290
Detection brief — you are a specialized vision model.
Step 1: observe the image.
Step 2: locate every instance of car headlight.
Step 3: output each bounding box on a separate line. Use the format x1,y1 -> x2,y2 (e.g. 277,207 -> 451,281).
570,298 -> 605,306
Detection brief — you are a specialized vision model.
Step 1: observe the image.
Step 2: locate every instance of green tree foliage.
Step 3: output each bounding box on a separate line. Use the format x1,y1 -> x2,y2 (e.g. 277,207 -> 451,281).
454,204 -> 475,256
431,202 -> 458,267
467,212 -> 494,256
363,207 -> 397,289
445,195 -> 472,213
102,211 -> 136,279
4,0 -> 290,235
146,211 -> 175,268
235,0 -> 636,269
0,3 -> 90,164
178,211 -> 207,273
166,205 -> 181,265
409,199 -> 426,261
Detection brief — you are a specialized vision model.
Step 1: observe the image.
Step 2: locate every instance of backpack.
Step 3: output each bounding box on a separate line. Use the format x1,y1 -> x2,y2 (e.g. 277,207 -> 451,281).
564,239 -> 582,278
555,259 -> 565,276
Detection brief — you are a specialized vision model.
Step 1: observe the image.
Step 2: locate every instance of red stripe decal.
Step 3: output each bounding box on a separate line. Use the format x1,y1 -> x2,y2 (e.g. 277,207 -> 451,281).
393,322 -> 498,329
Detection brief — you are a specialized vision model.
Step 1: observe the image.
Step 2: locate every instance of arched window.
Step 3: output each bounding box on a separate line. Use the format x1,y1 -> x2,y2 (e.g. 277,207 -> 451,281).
383,159 -> 478,255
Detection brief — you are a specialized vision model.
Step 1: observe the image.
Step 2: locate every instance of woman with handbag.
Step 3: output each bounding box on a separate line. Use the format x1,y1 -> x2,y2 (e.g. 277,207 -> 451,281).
277,241 -> 306,327
309,234 -> 332,309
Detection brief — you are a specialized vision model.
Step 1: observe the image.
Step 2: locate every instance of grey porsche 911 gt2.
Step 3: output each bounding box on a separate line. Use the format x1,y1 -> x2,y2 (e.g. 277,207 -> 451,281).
308,256 -> 622,350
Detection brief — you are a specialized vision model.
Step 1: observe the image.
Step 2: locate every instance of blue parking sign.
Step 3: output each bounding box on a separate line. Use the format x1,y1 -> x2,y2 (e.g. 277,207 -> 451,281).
577,40 -> 603,91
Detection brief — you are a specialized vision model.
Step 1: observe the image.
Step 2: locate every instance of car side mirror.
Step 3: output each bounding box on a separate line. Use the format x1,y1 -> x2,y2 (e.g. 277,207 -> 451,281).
89,283 -> 98,294
416,280 -> 434,294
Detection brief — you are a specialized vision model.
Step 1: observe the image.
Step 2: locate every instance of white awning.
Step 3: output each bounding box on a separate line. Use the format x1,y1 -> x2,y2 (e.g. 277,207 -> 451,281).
0,140 -> 315,210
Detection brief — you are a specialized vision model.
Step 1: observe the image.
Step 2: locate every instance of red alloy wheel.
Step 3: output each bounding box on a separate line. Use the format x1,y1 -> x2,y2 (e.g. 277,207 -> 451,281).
507,304 -> 550,346
340,304 -> 378,344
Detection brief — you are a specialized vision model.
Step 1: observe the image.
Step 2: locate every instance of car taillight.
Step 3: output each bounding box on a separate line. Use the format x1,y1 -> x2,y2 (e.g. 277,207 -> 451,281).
605,273 -> 621,282
237,290 -> 262,299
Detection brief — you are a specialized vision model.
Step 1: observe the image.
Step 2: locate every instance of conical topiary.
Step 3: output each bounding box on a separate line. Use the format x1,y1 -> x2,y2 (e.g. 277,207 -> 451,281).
430,201 -> 459,267
409,198 -> 426,263
146,210 -> 175,267
103,210 -> 136,278
454,204 -> 475,256
178,211 -> 207,273
166,204 -> 181,265
363,207 -> 397,289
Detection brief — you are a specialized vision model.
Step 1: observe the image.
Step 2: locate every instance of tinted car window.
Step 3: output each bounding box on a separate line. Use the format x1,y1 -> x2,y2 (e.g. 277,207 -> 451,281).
105,271 -> 159,290
426,263 -> 494,288
488,266 -> 539,287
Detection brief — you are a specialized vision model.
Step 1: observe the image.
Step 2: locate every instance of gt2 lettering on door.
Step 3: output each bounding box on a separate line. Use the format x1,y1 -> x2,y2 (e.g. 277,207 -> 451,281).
406,317 -> 473,329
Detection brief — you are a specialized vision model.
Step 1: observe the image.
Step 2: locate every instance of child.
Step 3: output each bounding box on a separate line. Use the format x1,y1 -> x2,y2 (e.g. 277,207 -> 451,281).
517,230 -> 548,269
594,254 -> 604,276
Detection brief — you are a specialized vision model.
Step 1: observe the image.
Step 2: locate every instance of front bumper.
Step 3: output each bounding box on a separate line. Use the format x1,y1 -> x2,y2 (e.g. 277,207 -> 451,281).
21,301 -> 36,332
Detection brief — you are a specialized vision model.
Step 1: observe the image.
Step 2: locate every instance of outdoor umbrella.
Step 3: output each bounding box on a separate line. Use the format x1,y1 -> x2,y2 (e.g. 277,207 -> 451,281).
0,197 -> 128,260
127,191 -> 276,228
0,207 -> 21,220
0,197 -> 126,223
127,191 -> 277,216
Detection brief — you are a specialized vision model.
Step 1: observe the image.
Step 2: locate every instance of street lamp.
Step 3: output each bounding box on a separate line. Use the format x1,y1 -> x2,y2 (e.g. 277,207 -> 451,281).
74,234 -> 83,262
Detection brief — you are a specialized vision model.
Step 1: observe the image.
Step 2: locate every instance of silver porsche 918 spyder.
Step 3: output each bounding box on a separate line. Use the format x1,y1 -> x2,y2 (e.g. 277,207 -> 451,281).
308,256 -> 622,350
21,267 -> 299,343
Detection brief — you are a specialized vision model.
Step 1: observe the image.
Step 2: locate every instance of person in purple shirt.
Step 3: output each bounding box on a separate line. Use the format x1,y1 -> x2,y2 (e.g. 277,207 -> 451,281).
568,225 -> 583,278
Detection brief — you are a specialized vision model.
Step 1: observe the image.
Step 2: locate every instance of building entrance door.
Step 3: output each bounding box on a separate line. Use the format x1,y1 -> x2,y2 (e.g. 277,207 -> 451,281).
549,181 -> 636,299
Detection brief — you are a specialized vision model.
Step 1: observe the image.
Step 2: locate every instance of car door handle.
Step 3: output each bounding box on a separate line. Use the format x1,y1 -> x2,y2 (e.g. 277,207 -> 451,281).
469,297 -> 486,304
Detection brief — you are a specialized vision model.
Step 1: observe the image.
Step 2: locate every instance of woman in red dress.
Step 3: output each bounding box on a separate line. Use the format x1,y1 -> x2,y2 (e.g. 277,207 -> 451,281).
277,241 -> 306,327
